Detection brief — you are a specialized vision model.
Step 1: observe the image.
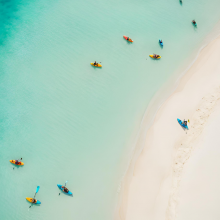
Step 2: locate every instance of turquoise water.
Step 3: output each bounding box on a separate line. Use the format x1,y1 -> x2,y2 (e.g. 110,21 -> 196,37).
0,0 -> 220,219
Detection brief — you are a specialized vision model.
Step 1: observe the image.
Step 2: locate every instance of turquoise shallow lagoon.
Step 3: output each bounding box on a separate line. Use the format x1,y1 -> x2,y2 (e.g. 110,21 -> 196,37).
0,0 -> 220,219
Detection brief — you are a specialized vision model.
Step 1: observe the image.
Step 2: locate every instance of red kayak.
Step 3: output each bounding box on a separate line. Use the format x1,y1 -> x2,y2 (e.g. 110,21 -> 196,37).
123,35 -> 133,42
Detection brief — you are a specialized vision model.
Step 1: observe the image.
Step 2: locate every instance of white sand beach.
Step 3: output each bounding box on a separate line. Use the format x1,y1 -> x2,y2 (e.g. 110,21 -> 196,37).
119,35 -> 220,220
176,96 -> 220,220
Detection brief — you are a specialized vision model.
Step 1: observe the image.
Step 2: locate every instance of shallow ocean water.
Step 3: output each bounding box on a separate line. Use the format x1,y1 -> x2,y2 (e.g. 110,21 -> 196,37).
0,0 -> 220,219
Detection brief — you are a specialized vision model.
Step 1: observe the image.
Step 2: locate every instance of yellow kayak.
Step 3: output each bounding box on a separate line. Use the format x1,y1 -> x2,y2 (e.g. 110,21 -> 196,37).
10,160 -> 24,166
26,197 -> 41,204
90,63 -> 102,67
149,55 -> 161,59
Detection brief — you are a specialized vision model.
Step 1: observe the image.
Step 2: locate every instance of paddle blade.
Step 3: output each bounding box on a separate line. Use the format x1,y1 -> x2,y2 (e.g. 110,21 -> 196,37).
36,186 -> 40,193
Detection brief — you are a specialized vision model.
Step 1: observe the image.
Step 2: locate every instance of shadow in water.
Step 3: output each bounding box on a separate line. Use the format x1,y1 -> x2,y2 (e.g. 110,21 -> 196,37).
11,163 -> 23,170
158,41 -> 163,49
26,200 -> 41,209
58,189 -> 73,197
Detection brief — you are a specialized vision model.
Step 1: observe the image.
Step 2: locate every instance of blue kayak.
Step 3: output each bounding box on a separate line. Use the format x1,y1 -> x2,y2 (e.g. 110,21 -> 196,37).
57,184 -> 72,195
177,118 -> 188,129
159,39 -> 163,46
192,21 -> 197,26
35,200 -> 41,204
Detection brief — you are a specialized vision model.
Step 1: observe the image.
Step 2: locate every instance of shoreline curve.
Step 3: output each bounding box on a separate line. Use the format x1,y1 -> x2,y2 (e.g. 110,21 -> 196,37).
116,26 -> 220,220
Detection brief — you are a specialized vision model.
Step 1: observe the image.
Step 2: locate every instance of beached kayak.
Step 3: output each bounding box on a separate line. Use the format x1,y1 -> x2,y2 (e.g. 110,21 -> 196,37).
123,36 -> 133,42
159,39 -> 163,46
177,118 -> 189,129
149,55 -> 161,59
10,160 -> 24,166
26,197 -> 41,204
57,184 -> 73,195
90,63 -> 102,67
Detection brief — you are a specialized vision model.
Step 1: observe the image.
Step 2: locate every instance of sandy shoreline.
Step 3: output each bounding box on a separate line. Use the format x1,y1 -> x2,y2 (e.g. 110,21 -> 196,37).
118,35 -> 220,220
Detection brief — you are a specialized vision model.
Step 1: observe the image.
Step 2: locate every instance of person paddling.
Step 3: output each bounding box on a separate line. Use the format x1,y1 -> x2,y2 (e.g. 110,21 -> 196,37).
192,20 -> 196,24
94,61 -> 97,66
64,187 -> 69,193
31,198 -> 37,203
182,119 -> 187,126
61,186 -> 69,193
15,158 -> 22,165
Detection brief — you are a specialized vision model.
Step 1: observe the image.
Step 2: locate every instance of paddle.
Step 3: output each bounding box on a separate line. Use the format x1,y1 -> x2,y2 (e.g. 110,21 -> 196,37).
34,186 -> 40,199
29,186 -> 40,208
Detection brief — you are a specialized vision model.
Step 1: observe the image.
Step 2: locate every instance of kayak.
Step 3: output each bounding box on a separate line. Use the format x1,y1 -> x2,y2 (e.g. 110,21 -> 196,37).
192,21 -> 197,26
10,160 -> 24,166
57,184 -> 73,195
26,197 -> 41,204
90,63 -> 102,67
123,36 -> 133,42
159,39 -> 163,46
177,118 -> 189,129
149,55 -> 161,59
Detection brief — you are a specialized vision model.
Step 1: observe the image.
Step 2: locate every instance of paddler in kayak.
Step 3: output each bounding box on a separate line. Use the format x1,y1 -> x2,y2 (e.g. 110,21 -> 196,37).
127,37 -> 133,42
61,186 -> 69,193
93,61 -> 100,66
31,198 -> 37,203
192,20 -> 196,25
153,54 -> 160,58
183,120 -> 187,126
91,62 -> 102,67
15,158 -> 22,165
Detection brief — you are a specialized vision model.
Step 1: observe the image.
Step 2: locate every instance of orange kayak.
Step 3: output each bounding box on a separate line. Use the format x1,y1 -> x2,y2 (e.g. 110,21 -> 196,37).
10,160 -> 24,166
123,35 -> 133,42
